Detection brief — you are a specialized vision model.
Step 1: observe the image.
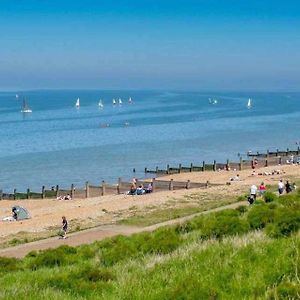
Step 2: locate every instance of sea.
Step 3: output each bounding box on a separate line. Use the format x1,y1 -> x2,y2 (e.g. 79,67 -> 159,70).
0,90 -> 299,192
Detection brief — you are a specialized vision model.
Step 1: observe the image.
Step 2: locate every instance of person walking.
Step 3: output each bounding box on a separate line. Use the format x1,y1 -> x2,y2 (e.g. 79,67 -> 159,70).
62,216 -> 68,239
278,180 -> 284,195
248,184 -> 257,204
285,181 -> 292,194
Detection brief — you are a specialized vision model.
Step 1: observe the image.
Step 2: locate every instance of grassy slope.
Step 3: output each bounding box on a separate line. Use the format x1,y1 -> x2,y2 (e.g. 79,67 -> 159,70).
1,192 -> 300,299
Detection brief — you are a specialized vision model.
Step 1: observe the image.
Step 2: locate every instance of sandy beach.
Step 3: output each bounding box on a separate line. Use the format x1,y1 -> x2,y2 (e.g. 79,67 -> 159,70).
1,164 -> 299,241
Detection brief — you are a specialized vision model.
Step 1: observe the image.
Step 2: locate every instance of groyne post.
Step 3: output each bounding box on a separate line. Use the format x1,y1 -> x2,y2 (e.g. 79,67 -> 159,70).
0,190 -> 2,200
202,161 -> 205,172
155,166 -> 158,173
101,180 -> 106,196
70,184 -> 74,199
42,186 -> 45,199
117,177 -> 121,194
178,163 -> 182,173
167,164 -> 170,174
226,159 -> 230,171
13,189 -> 16,200
85,181 -> 89,198
279,157 -> 282,165
56,185 -> 59,198
152,178 -> 156,193
213,160 -> 216,171
186,180 -> 191,189
27,188 -> 30,199
265,150 -> 269,167
169,179 -> 174,191
190,163 -> 193,172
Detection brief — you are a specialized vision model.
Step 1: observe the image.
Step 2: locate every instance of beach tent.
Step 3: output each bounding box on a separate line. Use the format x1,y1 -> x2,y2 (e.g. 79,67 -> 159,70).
12,206 -> 31,220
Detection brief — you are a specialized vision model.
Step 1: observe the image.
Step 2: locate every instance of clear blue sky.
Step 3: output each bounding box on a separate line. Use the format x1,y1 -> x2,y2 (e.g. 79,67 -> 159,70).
0,0 -> 299,90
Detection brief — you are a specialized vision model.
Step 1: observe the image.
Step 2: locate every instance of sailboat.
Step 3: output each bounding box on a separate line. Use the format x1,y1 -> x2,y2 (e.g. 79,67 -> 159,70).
21,98 -> 32,113
98,99 -> 104,108
75,98 -> 80,108
247,98 -> 252,109
128,97 -> 133,104
112,99 -> 116,105
118,98 -> 122,105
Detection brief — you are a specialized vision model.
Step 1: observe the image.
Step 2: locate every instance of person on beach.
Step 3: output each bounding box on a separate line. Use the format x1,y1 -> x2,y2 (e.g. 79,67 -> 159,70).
145,183 -> 153,193
259,182 -> 266,196
278,180 -> 284,195
62,216 -> 68,239
285,181 -> 292,194
136,185 -> 145,195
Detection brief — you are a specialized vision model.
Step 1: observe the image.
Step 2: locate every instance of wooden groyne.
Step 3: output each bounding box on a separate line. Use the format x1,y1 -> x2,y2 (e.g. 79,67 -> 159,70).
145,147 -> 300,175
1,147 -> 298,201
0,178 -> 219,201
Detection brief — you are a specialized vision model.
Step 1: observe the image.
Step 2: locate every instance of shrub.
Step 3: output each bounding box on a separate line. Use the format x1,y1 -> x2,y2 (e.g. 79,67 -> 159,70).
27,245 -> 77,270
141,227 -> 182,255
0,256 -> 20,272
263,191 -> 277,203
266,208 -> 300,237
194,210 -> 250,239
236,205 -> 248,214
247,204 -> 275,229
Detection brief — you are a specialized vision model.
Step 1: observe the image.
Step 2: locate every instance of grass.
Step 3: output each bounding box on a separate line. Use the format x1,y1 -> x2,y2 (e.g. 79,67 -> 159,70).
118,192 -> 239,226
1,191 -> 300,299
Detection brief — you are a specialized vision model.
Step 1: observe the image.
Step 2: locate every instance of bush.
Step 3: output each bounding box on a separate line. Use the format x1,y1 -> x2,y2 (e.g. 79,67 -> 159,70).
27,245 -> 77,270
266,208 -> 300,237
263,191 -> 277,203
0,256 -> 20,272
247,204 -> 275,229
236,205 -> 248,214
193,210 -> 250,239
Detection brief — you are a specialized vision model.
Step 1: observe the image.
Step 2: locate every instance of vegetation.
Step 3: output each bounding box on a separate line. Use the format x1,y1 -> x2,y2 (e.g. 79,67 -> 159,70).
1,191 -> 300,299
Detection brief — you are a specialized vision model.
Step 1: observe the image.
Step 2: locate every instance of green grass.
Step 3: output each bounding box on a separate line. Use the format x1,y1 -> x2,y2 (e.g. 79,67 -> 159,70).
1,191 -> 300,299
118,192 -> 239,226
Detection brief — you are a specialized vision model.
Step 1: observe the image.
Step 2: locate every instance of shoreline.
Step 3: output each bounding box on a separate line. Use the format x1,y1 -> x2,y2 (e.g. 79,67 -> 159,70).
1,163 -> 299,243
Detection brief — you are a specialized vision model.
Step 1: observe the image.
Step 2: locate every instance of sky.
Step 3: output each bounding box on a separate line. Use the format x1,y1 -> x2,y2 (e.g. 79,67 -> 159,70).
0,0 -> 299,91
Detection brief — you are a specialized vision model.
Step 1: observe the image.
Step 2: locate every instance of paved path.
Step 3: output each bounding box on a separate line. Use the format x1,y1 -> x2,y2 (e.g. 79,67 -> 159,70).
0,201 -> 247,258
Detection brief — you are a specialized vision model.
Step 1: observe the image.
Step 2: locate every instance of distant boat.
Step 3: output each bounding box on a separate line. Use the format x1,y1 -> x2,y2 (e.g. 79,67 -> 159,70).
112,99 -> 116,105
118,98 -> 122,105
98,99 -> 104,108
209,98 -> 218,104
75,98 -> 80,108
128,97 -> 133,104
15,94 -> 19,99
21,99 -> 32,113
247,98 -> 252,109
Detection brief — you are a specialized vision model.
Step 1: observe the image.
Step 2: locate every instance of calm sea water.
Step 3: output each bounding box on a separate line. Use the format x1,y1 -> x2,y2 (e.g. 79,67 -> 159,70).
0,90 -> 299,191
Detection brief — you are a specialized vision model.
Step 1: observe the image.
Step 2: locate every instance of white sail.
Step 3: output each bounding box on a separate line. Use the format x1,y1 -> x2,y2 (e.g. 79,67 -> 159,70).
16,94 -> 19,99
247,98 -> 251,108
112,98 -> 116,105
75,98 -> 80,108
118,98 -> 122,105
21,99 -> 32,113
98,99 -> 104,108
128,97 -> 132,104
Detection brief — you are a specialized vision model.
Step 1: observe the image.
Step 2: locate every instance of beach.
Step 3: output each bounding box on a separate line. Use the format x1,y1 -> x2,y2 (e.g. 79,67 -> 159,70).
1,163 -> 299,243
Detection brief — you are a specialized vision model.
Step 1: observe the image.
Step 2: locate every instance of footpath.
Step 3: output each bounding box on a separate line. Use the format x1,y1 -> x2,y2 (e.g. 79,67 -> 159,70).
0,201 -> 247,258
